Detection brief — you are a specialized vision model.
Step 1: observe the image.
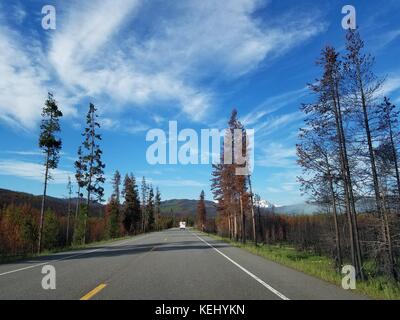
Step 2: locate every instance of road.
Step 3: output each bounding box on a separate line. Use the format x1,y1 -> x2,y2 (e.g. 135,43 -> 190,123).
0,228 -> 366,300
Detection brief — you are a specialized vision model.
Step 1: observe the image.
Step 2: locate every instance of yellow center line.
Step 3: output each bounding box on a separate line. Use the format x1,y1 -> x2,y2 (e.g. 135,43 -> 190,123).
80,283 -> 107,300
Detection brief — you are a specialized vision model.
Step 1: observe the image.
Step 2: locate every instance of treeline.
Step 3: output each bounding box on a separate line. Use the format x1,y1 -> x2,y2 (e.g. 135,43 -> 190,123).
210,29 -> 400,283
0,177 -> 173,257
297,29 -> 400,280
0,95 -> 172,258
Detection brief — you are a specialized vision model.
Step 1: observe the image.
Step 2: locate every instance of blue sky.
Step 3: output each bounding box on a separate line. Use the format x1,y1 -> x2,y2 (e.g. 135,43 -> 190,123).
0,0 -> 400,205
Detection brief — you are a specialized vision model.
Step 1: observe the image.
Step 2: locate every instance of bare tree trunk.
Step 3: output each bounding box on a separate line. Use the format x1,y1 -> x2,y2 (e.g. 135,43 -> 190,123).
38,152 -> 50,254
326,159 -> 343,270
334,83 -> 364,280
379,181 -> 397,279
240,194 -> 245,244
66,192 -> 71,245
387,117 -> 400,203
248,176 -> 257,245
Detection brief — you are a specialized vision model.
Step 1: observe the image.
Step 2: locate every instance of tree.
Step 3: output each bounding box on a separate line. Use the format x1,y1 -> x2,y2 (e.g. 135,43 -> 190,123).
74,146 -> 86,236
298,46 -> 362,275
38,92 -> 63,253
344,29 -> 395,279
141,177 -> 148,232
155,188 -> 162,231
66,176 -> 73,245
211,109 -> 250,243
147,186 -> 155,232
106,171 -> 121,238
197,190 -> 207,232
79,103 -> 106,244
377,97 -> 400,201
43,209 -> 60,250
122,174 -> 141,234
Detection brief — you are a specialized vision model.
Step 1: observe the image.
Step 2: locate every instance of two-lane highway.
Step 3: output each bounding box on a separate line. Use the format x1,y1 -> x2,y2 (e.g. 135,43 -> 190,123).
0,229 -> 367,300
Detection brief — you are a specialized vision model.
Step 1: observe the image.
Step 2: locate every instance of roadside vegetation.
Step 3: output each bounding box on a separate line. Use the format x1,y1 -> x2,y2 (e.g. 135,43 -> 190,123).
206,233 -> 400,300
205,28 -> 400,300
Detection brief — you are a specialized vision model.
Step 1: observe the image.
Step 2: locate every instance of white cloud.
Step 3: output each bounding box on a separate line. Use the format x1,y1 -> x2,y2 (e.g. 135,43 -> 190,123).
254,111 -> 304,137
378,75 -> 400,97
0,23 -> 77,129
47,0 -> 324,122
241,87 -> 308,127
0,160 -> 73,184
100,117 -> 150,134
4,150 -> 43,156
256,143 -> 297,168
0,0 -> 325,129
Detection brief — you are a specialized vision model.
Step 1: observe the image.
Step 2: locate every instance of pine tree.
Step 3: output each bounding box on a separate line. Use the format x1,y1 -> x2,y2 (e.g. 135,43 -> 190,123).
122,174 -> 141,234
43,209 -> 60,250
38,92 -> 63,253
155,188 -> 162,231
377,97 -> 400,200
74,147 -> 86,216
344,29 -> 395,279
141,177 -> 148,232
66,176 -> 73,245
147,186 -> 155,231
106,171 -> 121,238
197,190 -> 207,232
79,103 -> 105,244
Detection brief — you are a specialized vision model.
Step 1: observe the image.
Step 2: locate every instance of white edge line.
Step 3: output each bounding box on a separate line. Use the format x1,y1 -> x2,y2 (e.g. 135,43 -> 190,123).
0,235 -> 147,277
191,231 -> 290,300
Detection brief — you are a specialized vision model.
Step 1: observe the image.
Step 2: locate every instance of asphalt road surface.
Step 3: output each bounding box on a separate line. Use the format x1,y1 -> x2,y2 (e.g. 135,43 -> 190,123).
0,228 -> 367,300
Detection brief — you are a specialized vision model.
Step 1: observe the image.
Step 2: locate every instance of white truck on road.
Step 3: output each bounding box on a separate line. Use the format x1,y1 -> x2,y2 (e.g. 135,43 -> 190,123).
179,221 -> 186,230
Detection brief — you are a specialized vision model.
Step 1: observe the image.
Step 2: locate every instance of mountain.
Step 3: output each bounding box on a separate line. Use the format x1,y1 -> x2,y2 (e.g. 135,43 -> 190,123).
258,199 -> 277,209
272,203 -> 319,215
160,199 -> 217,217
0,188 -> 104,216
0,188 -> 319,217
0,189 -> 217,217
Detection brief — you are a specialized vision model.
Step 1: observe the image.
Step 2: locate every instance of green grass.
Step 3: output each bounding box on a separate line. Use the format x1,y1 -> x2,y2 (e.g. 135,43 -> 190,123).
206,233 -> 400,300
0,234 -> 141,264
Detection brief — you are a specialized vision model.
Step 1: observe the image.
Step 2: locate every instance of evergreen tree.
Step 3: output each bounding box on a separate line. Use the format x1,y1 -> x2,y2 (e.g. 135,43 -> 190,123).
147,186 -> 155,231
79,103 -> 105,244
66,176 -> 73,245
106,171 -> 121,238
122,174 -> 141,234
141,177 -> 148,232
155,188 -> 162,231
43,209 -> 60,250
197,190 -> 207,232
38,92 -> 63,253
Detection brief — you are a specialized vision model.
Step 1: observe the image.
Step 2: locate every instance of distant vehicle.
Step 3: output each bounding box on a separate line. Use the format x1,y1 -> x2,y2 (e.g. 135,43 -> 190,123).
179,221 -> 186,230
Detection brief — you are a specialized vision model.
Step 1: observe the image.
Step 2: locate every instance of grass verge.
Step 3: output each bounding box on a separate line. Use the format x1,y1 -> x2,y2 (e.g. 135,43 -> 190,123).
206,233 -> 400,300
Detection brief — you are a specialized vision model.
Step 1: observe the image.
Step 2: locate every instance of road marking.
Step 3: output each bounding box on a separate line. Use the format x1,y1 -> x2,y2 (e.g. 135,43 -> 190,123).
191,232 -> 290,300
80,284 -> 107,300
0,235 -> 148,277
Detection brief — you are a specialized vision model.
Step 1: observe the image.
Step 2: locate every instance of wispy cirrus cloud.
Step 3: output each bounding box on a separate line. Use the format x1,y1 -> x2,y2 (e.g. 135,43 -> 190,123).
256,143 -> 297,168
0,0 -> 325,129
0,160 -> 73,184
46,0 -> 325,122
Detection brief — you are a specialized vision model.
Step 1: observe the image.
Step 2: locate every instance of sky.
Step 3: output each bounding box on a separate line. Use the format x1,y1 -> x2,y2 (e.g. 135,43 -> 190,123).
0,0 -> 400,205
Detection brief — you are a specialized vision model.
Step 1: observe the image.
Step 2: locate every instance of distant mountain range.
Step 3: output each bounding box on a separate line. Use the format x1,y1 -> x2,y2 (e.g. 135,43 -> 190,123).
0,188 -> 319,217
0,188 -> 104,216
